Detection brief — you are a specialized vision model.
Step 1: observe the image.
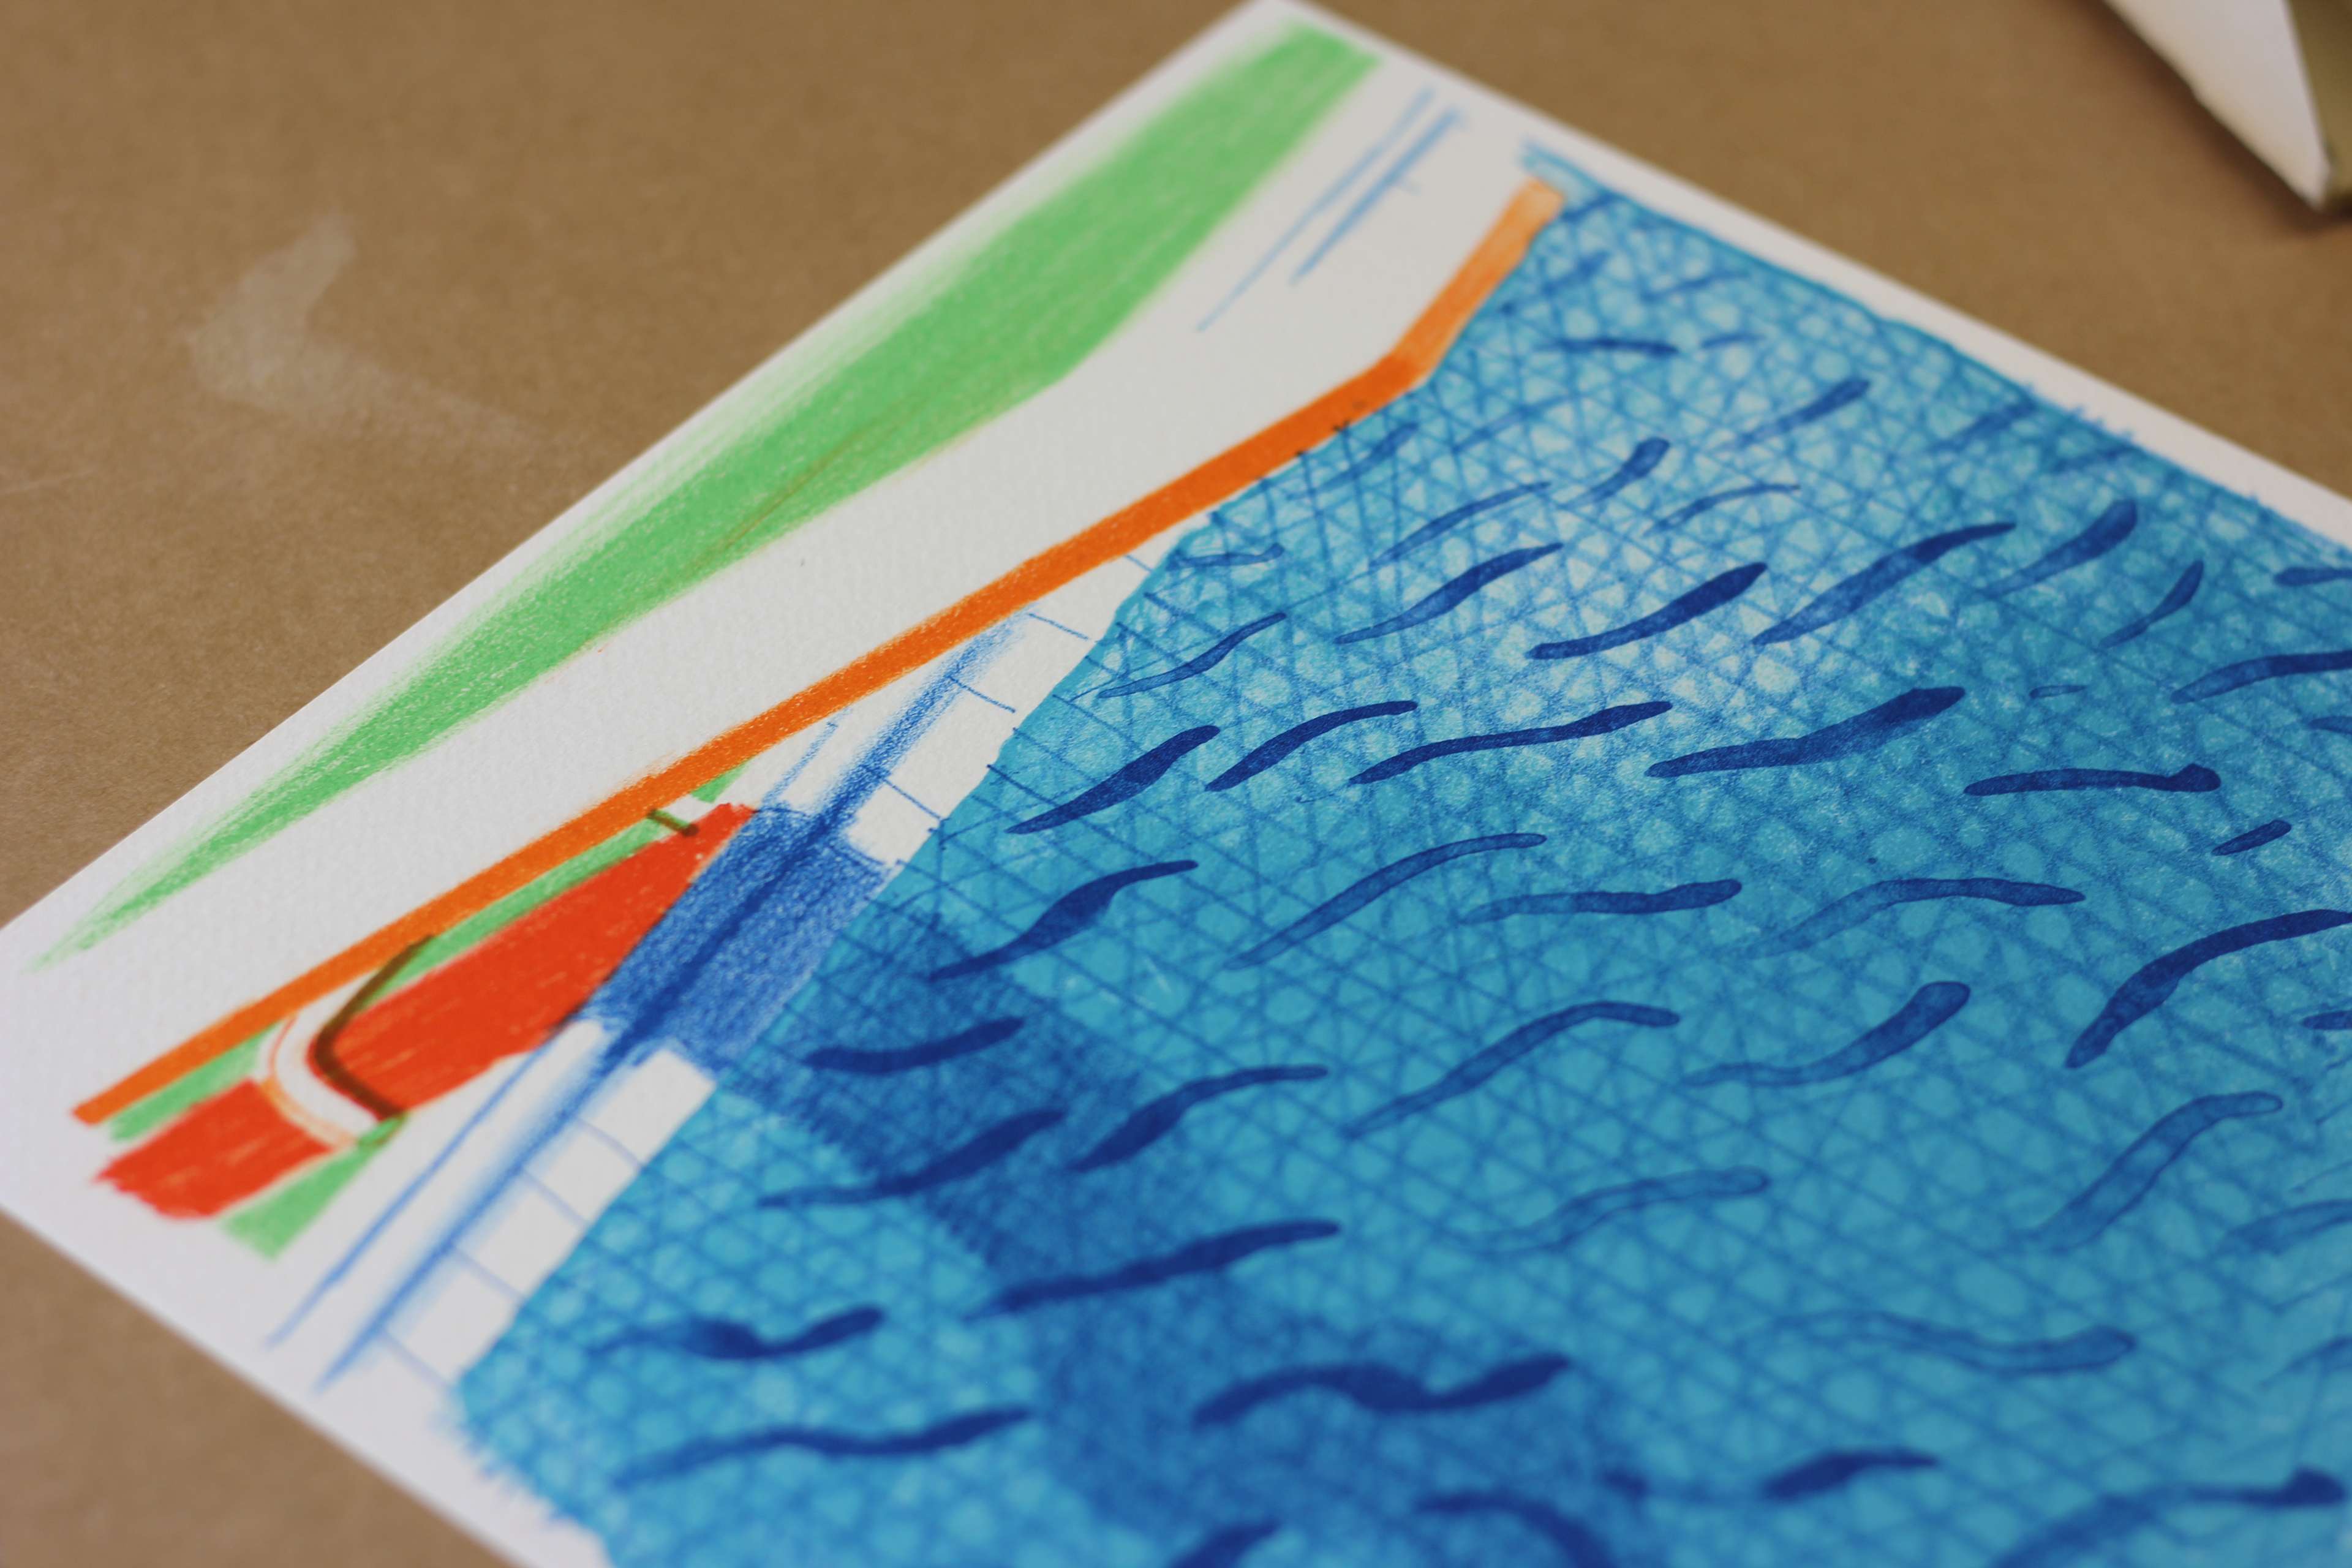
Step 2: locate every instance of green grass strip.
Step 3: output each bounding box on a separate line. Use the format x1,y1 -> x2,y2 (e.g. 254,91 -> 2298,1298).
104,812 -> 672,1148
222,1117 -> 404,1259
690,761 -> 750,802
63,24 -> 1370,956
107,1031 -> 266,1142
377,817 -> 669,997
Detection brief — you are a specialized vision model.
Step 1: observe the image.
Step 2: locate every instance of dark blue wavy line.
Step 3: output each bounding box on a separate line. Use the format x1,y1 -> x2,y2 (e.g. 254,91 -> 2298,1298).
2067,909 -> 2352,1067
1504,1167 -> 1770,1250
1371,483 -> 1547,565
1469,879 -> 1740,921
1553,335 -> 1676,358
974,1219 -> 1340,1317
1193,1352 -> 1572,1427
616,1406 -> 1031,1485
1701,330 -> 1757,349
2223,1200 -> 2352,1255
1929,399 -> 2034,450
1566,436 -> 1670,505
2174,648 -> 2352,702
1167,1522 -> 1283,1568
1206,701 -> 1417,791
1787,1311 -> 2135,1376
2193,1471 -> 2350,1507
597,1305 -> 884,1362
2311,715 -> 2352,736
763,1107 -> 1065,1207
1529,562 -> 1766,660
2214,820 -> 2292,856
1656,479 -> 1796,533
2277,1336 -> 2352,1380
1991,1469 -> 2342,1568
1751,522 -> 2013,646
1324,420 -> 1418,489
2024,1093 -> 2282,1250
1998,1490 -> 2174,1567
2098,560 -> 2203,649
1008,726 -> 1220,834
1687,981 -> 1967,1088
1346,1001 -> 1678,1137
804,1016 -> 1024,1075
1416,1493 -> 1618,1568
1648,267 -> 1727,300
1352,701 -> 1672,785
1757,876 -> 2084,955
1068,1065 -> 1328,1173
1965,764 -> 2218,797
1980,499 -> 2138,598
1648,686 -> 1965,777
1758,1449 -> 1937,1501
2045,443 -> 2132,476
1226,833 -> 1545,970
1172,543 -> 1284,570
2306,1008 -> 2352,1030
1093,614 -> 1286,701
1336,545 -> 1561,644
1533,251 -> 1609,297
1454,394 -> 1574,456
1654,482 -> 1798,531
1736,376 -> 1870,445
2277,565 -> 2352,587
931,861 -> 1197,981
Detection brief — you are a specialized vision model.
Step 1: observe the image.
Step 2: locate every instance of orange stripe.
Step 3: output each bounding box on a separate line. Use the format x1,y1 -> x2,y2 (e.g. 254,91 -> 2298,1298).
74,177 -> 1561,1126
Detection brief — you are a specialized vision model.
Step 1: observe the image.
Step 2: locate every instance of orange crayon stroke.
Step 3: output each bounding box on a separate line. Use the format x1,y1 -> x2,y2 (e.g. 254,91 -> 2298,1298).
100,807 -> 750,1217
100,1081 -> 337,1220
317,804 -> 748,1115
75,178 -> 1562,1128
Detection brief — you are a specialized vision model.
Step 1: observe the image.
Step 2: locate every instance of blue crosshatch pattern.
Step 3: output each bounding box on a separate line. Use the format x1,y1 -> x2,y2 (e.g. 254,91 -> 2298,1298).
459,153 -> 2352,1567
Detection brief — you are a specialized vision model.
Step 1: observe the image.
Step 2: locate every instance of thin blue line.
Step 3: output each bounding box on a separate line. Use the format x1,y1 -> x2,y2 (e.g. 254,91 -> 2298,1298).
308,624 -> 1018,1386
948,674 -> 1015,714
450,1247 -> 523,1301
267,1047 -> 550,1350
1291,106 -> 1462,284
570,1118 -> 644,1166
1195,86 -> 1433,331
807,628 -> 1009,831
375,1332 -> 452,1389
314,1041 -> 628,1388
880,776 -> 942,821
518,1166 -> 588,1226
755,717 -> 839,810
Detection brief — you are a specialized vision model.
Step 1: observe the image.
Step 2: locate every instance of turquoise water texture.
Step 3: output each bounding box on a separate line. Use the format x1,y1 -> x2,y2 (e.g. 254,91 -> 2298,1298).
461,157 -> 2352,1567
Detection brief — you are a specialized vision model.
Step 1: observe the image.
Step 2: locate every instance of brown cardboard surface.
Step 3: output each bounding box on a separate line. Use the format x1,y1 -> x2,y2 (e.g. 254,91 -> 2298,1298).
2294,0 -> 2352,202
2,1 -> 2349,1562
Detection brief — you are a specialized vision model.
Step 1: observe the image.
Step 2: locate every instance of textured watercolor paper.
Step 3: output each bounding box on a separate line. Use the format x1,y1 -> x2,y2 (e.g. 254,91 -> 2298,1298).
9,4 -> 2352,1564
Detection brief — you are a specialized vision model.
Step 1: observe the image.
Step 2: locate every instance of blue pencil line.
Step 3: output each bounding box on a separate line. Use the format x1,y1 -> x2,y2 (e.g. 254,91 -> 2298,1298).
1292,107 -> 1463,283
271,1036 -> 559,1355
1196,88 -> 1431,330
946,673 -> 1014,714
879,775 -> 941,821
312,638 -> 1019,1382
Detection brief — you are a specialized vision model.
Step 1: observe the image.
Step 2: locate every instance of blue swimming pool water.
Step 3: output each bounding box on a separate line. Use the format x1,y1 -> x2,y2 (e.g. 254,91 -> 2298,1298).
461,154 -> 2352,1568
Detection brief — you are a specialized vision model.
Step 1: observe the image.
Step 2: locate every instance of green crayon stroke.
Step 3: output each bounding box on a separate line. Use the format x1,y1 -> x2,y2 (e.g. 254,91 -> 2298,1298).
690,762 -> 749,803
62,26 -> 1370,956
104,812 -> 680,1148
107,1031 -> 266,1142
376,816 -> 672,997
223,1117 -> 404,1259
